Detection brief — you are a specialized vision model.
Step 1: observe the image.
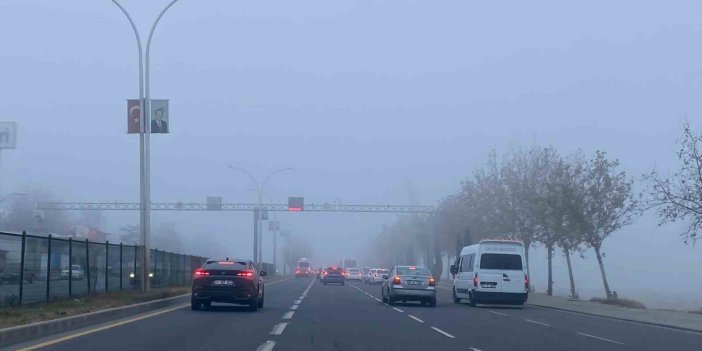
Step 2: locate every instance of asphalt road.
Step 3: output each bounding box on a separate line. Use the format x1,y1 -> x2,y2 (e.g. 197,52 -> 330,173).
9,277 -> 702,351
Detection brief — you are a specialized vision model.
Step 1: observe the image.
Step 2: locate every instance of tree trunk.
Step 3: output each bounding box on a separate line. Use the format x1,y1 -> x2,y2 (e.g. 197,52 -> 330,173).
432,245 -> 443,281
564,246 -> 577,299
594,245 -> 612,298
547,243 -> 554,296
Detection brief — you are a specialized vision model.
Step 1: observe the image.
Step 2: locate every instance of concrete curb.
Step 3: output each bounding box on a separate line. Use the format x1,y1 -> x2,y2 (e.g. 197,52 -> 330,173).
0,294 -> 190,348
526,302 -> 702,334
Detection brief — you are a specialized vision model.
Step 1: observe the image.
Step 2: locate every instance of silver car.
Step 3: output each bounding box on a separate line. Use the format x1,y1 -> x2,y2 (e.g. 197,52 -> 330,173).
381,265 -> 436,307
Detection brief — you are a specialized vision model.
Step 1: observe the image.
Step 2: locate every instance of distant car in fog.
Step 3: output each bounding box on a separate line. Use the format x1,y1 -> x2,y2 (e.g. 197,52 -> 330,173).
60,265 -> 84,280
368,268 -> 388,284
296,259 -> 313,277
346,268 -> 363,281
381,265 -> 436,307
321,266 -> 345,285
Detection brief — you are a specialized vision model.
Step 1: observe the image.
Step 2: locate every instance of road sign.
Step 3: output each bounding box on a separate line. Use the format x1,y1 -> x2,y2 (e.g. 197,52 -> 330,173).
288,197 -> 304,211
0,122 -> 17,149
206,196 -> 222,211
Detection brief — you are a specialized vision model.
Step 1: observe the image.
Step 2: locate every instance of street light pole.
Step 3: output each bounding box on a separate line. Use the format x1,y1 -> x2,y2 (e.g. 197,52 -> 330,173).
111,0 -> 180,291
229,166 -> 293,266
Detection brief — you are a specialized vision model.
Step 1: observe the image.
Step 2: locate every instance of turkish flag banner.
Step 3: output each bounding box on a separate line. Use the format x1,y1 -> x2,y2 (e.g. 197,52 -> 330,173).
127,99 -> 142,134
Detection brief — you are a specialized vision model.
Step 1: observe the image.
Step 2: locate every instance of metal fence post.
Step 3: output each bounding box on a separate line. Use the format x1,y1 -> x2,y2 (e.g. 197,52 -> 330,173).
119,242 -> 123,291
19,231 -> 27,306
105,240 -> 109,293
68,237 -> 73,298
133,245 -> 138,290
85,239 -> 91,295
46,234 -> 52,302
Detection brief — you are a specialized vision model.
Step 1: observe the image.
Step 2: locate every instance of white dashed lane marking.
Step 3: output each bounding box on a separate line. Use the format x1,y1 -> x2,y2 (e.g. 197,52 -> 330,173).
489,310 -> 508,317
270,323 -> 288,335
408,315 -> 424,323
282,311 -> 294,320
290,305 -> 299,310
393,307 -> 404,313
255,340 -> 276,351
525,319 -> 550,327
577,332 -> 625,345
431,327 -> 456,339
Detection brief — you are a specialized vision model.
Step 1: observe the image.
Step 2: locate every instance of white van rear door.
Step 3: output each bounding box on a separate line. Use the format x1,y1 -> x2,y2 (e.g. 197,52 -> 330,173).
477,252 -> 524,294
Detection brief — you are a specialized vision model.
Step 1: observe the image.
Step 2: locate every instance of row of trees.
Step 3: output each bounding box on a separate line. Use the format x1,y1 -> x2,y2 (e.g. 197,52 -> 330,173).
367,122 -> 702,299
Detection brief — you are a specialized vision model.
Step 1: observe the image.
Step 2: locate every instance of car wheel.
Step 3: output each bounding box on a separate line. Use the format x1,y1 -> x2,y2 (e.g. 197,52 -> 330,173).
428,298 -> 437,307
388,295 -> 396,306
341,282 -> 345,286
323,281 -> 327,285
258,294 -> 264,308
452,288 -> 461,304
249,298 -> 259,311
191,298 -> 201,311
203,301 -> 212,309
469,292 -> 477,307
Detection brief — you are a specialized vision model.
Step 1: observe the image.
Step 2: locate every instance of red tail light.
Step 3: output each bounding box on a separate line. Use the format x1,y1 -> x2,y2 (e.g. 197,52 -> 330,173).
524,274 -> 529,291
392,276 -> 401,285
237,270 -> 254,277
473,273 -> 478,287
194,269 -> 209,277
428,276 -> 436,286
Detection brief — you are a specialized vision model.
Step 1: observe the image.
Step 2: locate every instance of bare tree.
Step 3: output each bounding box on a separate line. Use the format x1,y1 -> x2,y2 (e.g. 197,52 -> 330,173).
646,121 -> 702,246
584,150 -> 637,298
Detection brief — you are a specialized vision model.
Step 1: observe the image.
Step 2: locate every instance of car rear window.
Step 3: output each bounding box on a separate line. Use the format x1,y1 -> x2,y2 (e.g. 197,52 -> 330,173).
480,254 -> 523,270
325,267 -> 343,273
204,261 -> 247,270
348,269 -> 360,273
298,262 -> 310,268
377,269 -> 388,274
396,267 -> 429,276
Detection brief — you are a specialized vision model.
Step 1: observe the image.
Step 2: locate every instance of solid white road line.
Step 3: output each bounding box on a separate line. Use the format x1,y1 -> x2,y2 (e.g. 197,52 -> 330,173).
374,298 -> 381,302
408,315 -> 424,323
282,311 -> 294,320
431,327 -> 456,339
270,323 -> 288,335
290,304 -> 299,310
468,348 -> 482,351
255,340 -> 277,351
294,299 -> 302,304
393,307 -> 404,313
525,319 -> 550,327
577,332 -> 625,345
489,310 -> 509,317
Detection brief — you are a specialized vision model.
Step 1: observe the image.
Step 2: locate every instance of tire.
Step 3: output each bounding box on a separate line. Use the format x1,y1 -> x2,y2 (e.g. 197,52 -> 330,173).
191,298 -> 201,311
323,281 -> 327,285
249,298 -> 259,311
428,298 -> 437,307
388,295 -> 396,306
258,293 -> 264,308
381,290 -> 387,303
469,292 -> 477,307
203,301 -> 212,309
452,289 -> 461,304
341,282 -> 345,286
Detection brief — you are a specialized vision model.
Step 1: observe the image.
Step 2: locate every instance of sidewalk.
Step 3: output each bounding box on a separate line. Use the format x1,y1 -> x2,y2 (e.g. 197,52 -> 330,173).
436,281 -> 702,333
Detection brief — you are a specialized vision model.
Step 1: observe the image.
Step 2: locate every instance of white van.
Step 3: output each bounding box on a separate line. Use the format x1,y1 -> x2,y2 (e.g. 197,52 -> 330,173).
450,240 -> 528,306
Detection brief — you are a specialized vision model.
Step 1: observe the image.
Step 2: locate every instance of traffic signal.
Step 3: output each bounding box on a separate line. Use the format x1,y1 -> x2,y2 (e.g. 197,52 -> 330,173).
288,197 -> 304,211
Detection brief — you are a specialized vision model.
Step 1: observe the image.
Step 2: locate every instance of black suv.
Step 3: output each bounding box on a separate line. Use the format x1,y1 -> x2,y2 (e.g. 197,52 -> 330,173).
191,259 -> 266,311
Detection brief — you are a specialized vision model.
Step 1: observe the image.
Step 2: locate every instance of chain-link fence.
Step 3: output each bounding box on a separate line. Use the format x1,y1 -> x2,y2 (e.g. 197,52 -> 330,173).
0,231 -> 207,307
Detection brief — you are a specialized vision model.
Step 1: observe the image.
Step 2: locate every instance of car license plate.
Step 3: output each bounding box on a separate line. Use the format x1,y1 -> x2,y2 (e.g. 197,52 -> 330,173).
407,280 -> 421,285
213,280 -> 233,286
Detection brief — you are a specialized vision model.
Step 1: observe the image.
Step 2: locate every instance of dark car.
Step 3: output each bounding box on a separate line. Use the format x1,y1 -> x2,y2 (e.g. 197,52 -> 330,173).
191,258 -> 266,311
321,266 -> 346,285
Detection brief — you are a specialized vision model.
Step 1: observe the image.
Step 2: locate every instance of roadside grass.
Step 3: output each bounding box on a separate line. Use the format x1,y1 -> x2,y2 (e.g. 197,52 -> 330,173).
0,287 -> 189,329
590,297 -> 647,309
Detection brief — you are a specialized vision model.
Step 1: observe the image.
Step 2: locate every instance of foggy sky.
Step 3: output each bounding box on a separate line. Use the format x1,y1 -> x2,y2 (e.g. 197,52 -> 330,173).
1,0 -> 701,308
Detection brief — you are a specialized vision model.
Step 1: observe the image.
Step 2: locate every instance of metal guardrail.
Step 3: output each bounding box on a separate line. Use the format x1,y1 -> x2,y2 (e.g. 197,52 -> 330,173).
0,231 -> 207,307
36,202 -> 436,213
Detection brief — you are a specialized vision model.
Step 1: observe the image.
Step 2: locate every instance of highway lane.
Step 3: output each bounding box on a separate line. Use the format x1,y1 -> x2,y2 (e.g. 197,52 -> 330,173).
352,280 -> 702,351
9,276 -> 702,351
7,276 -> 304,351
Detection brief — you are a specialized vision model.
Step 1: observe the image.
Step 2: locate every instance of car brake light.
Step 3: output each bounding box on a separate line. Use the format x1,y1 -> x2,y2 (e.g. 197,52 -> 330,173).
473,273 -> 478,287
392,276 -> 401,285
525,274 -> 529,290
194,269 -> 209,277
237,270 -> 254,277
428,276 -> 436,286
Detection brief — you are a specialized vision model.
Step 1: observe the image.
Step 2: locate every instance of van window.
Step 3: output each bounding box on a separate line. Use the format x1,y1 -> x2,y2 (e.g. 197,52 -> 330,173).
479,254 -> 523,270
298,261 -> 310,268
459,255 -> 473,272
